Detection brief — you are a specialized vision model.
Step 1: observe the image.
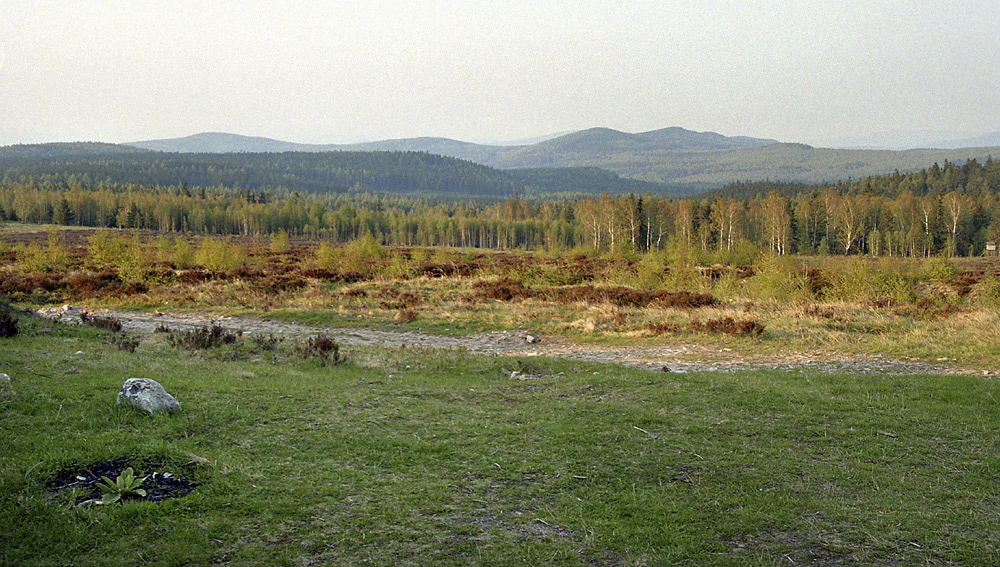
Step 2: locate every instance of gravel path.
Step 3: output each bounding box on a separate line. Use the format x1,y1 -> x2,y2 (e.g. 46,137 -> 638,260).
37,305 -> 982,376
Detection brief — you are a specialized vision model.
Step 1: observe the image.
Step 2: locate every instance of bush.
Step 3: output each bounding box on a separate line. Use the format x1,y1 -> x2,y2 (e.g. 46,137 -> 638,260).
171,237 -> 196,269
270,229 -> 291,253
167,323 -> 241,350
921,257 -> 958,283
743,254 -> 810,301
469,278 -> 531,302
0,300 -> 19,338
975,276 -> 1000,309
108,333 -> 140,353
340,233 -> 387,273
647,321 -> 680,335
66,270 -> 121,297
80,313 -> 124,333
16,231 -> 71,274
691,317 -> 765,337
634,252 -> 668,289
823,258 -> 915,304
310,241 -> 340,271
87,231 -> 129,269
299,334 -> 344,364
195,238 -> 246,272
252,333 -> 283,352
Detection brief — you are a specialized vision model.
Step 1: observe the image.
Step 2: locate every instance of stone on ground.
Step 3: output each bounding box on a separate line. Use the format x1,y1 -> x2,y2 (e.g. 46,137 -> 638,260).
117,378 -> 181,414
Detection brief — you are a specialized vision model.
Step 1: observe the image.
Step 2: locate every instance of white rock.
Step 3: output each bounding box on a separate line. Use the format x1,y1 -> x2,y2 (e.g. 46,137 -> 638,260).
117,378 -> 181,414
0,373 -> 9,383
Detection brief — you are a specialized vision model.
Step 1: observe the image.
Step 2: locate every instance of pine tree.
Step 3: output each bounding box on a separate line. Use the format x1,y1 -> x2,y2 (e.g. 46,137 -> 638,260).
54,197 -> 74,225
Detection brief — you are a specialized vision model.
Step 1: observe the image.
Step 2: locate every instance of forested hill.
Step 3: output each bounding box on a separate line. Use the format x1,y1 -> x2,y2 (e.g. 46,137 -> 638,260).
126,129 -> 1000,186
709,156 -> 1000,200
0,142 -> 149,160
0,144 -> 690,200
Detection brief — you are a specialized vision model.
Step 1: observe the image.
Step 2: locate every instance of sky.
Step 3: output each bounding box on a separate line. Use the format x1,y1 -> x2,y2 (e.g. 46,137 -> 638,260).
2,1 -> 999,147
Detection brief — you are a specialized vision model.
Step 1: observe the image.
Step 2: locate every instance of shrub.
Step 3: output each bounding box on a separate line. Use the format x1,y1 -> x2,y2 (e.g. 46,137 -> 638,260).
647,321 -> 680,335
252,333 -> 283,352
298,267 -> 336,279
375,288 -> 419,309
270,229 -> 291,253
946,273 -> 979,297
0,300 -> 19,338
299,334 -> 344,364
803,268 -> 829,296
87,231 -> 129,269
340,233 -> 387,273
470,278 -> 531,302
634,252 -> 668,289
743,254 -> 810,301
823,258 -> 915,304
253,275 -> 306,295
108,332 -> 140,353
975,276 -> 1000,309
16,231 -> 71,274
921,257 -> 958,283
80,313 -> 124,333
195,238 -> 246,271
691,317 -> 765,337
171,237 -> 196,269
66,270 -> 120,297
167,323 -> 241,350
178,270 -> 214,284
310,242 -> 340,271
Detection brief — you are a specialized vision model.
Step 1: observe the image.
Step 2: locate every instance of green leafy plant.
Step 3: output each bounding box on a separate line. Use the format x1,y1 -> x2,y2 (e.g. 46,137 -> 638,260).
95,467 -> 147,504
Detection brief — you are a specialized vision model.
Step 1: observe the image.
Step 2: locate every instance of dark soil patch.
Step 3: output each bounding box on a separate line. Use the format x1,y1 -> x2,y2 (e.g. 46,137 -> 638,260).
47,455 -> 202,503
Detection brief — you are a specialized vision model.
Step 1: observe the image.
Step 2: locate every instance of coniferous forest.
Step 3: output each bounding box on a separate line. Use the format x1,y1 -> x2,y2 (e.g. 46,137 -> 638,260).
1,145 -> 999,257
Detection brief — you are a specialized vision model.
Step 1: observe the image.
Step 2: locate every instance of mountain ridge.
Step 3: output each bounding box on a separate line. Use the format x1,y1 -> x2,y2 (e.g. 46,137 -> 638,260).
20,126 -> 1000,188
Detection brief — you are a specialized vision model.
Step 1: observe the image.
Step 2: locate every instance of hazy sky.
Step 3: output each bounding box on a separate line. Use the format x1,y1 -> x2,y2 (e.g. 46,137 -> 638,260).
2,1 -> 999,146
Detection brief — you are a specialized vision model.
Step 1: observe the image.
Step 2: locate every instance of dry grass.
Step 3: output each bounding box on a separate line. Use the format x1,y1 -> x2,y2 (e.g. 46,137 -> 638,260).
3,231 -> 999,369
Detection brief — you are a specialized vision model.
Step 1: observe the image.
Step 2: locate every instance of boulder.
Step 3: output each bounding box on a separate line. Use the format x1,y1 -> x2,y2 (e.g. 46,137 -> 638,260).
117,378 -> 180,414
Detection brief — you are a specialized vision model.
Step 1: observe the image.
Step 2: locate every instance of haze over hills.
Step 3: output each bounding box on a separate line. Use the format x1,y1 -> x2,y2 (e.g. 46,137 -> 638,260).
815,130 -> 1000,151
125,127 -> 1000,187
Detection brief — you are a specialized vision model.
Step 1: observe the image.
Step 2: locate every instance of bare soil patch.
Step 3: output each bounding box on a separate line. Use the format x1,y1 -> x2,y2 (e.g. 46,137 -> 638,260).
47,455 -> 200,505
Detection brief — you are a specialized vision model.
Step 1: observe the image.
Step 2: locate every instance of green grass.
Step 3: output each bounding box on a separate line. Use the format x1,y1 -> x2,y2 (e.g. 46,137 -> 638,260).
2,313 -> 1000,565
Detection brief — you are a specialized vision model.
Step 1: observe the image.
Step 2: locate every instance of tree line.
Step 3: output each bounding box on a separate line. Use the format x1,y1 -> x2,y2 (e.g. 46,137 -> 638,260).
1,157 -> 999,257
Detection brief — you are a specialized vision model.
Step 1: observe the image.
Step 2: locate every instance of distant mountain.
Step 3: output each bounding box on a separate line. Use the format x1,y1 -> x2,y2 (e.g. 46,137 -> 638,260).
342,137 -> 507,164
624,143 -> 1000,184
815,130 -> 1000,151
80,126 -> 1000,188
484,127 -> 780,171
128,132 -> 328,153
928,132 -> 1000,150
124,127 -> 783,177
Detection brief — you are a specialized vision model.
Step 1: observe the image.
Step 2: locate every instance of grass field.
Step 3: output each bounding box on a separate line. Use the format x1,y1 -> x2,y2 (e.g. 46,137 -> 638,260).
2,305 -> 999,566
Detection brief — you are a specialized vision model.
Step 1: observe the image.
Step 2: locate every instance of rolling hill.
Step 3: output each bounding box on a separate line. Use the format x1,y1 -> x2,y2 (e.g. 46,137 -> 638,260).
0,144 -> 694,200
126,128 -> 1000,186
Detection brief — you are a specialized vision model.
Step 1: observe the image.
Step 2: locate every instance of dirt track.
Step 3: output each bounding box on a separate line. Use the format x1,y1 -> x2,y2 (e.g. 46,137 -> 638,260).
37,305 -> 979,376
